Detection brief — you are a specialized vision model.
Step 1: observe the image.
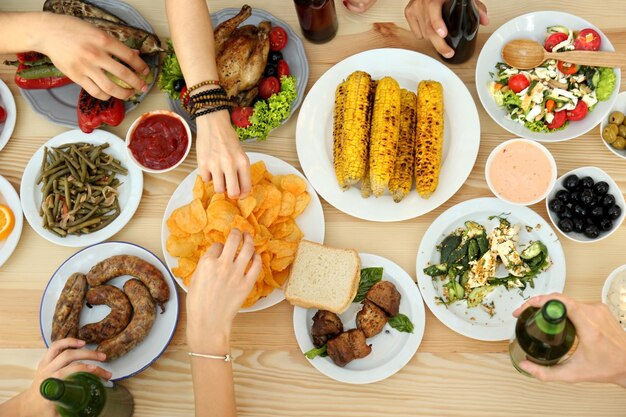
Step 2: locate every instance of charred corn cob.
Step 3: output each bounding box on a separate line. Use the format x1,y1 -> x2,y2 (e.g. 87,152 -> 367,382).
361,166 -> 372,198
414,80 -> 444,198
369,76 -> 401,197
333,81 -> 348,189
336,71 -> 372,187
389,89 -> 417,202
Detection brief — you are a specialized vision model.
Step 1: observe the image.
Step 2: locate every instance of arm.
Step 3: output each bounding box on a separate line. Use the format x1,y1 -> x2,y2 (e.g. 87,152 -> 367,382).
165,0 -> 251,199
0,12 -> 147,100
186,229 -> 262,417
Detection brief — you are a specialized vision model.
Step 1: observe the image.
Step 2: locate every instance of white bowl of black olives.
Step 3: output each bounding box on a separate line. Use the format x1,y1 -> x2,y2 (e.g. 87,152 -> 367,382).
546,167 -> 625,243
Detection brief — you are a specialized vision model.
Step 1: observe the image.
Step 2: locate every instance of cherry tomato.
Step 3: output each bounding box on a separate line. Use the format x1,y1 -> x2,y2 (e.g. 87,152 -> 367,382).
269,27 -> 288,51
557,61 -> 579,75
546,110 -> 567,130
544,32 -> 568,52
508,74 -> 530,93
259,77 -> 280,99
0,106 -> 6,124
277,60 -> 290,78
179,86 -> 189,106
574,28 -> 601,51
566,100 -> 588,121
231,106 -> 254,128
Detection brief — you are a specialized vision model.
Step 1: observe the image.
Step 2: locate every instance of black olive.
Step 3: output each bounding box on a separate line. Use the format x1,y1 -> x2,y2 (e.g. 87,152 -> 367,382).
570,190 -> 581,203
585,216 -> 596,225
580,189 -> 594,206
264,65 -> 277,77
559,206 -> 573,220
584,224 -> 600,239
268,50 -> 283,65
572,217 -> 585,233
601,194 -> 616,207
593,181 -> 609,196
599,218 -> 614,231
558,218 -> 574,233
173,78 -> 185,92
548,198 -> 564,213
555,190 -> 570,204
591,206 -> 604,218
608,204 -> 622,220
572,204 -> 587,217
563,174 -> 579,191
587,195 -> 599,209
580,176 -> 595,189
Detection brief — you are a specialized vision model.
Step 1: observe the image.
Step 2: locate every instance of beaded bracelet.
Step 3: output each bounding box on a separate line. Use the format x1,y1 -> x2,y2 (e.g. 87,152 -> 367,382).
180,80 -> 221,110
184,89 -> 231,115
191,104 -> 231,120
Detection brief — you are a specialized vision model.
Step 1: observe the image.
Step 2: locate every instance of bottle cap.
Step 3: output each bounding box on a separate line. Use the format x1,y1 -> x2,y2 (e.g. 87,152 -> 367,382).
40,378 -> 65,401
541,299 -> 567,323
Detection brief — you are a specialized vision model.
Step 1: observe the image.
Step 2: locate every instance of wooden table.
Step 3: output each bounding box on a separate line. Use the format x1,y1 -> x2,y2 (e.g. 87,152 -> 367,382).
1,1 -> 625,415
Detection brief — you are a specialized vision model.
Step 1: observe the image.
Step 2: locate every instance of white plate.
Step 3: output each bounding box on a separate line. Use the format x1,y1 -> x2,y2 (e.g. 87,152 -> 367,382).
20,130 -> 143,247
0,175 -> 23,268
415,198 -> 566,341
0,78 -> 17,152
476,11 -> 621,142
293,253 -> 425,384
160,152 -> 325,312
599,91 -> 626,159
295,48 -> 480,222
39,241 -> 179,381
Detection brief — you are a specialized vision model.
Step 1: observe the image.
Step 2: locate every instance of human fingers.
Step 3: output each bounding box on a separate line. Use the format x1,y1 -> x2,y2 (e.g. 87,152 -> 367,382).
57,363 -> 112,381
101,58 -> 146,94
42,338 -> 86,365
224,165 -> 241,199
237,158 -> 252,200
476,0 -> 489,25
429,32 -> 455,58
204,242 -> 225,259
244,253 -> 263,286
212,170 -> 226,194
343,0 -> 376,13
519,359 -> 579,383
90,69 -> 136,101
512,293 -> 576,318
49,348 -> 106,371
221,229 -> 243,263
79,76 -> 110,101
234,233 -> 256,275
108,43 -> 150,76
405,2 -> 425,39
428,0 -> 448,38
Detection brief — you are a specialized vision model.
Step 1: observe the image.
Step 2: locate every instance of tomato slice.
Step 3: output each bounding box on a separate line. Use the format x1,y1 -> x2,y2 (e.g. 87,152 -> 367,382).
566,100 -> 588,121
546,110 -> 567,130
508,74 -> 530,94
574,28 -> 601,51
544,32 -> 568,52
557,61 -> 579,75
259,77 -> 280,99
231,106 -> 254,128
277,60 -> 290,78
269,27 -> 288,51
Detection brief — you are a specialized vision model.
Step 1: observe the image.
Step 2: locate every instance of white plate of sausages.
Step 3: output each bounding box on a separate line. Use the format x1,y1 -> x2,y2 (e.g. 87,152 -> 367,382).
39,241 -> 179,381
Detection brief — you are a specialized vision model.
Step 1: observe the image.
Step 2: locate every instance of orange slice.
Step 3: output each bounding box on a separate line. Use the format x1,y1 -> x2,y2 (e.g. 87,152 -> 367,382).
0,204 -> 15,241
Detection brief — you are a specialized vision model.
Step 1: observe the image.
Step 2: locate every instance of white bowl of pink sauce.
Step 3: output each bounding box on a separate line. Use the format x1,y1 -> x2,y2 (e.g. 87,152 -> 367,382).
485,138 -> 557,206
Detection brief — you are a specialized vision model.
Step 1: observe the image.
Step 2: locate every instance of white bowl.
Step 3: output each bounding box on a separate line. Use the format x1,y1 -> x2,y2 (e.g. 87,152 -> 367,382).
601,264 -> 626,330
125,110 -> 192,174
599,91 -> 626,160
485,138 -> 556,206
476,11 -> 620,142
545,166 -> 625,243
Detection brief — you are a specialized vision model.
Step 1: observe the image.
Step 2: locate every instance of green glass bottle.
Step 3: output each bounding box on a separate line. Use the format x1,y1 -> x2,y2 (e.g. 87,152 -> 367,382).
509,299 -> 577,377
40,372 -> 134,417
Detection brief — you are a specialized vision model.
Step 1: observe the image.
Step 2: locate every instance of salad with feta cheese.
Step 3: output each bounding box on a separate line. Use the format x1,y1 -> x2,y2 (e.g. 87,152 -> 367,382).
489,25 -> 616,133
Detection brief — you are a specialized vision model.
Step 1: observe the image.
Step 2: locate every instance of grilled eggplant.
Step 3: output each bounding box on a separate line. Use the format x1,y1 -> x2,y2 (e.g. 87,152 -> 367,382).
80,17 -> 163,54
43,0 -> 127,24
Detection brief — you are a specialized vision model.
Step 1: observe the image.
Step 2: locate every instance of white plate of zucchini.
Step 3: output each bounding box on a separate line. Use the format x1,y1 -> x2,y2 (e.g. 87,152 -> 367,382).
295,48 -> 480,222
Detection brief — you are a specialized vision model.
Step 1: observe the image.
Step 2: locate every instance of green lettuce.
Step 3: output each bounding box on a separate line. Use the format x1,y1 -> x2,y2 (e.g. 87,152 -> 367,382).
158,40 -> 184,99
597,67 -> 616,101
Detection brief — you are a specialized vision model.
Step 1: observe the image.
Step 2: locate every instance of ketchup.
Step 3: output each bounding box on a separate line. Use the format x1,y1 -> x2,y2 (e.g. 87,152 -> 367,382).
129,114 -> 188,170
293,0 -> 338,44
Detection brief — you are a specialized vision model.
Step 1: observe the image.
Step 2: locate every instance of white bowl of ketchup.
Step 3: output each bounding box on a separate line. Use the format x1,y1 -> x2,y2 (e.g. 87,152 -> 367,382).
485,138 -> 557,206
125,110 -> 192,174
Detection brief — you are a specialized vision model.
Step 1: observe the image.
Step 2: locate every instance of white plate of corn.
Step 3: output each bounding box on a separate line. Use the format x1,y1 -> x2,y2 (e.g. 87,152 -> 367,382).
295,48 -> 481,222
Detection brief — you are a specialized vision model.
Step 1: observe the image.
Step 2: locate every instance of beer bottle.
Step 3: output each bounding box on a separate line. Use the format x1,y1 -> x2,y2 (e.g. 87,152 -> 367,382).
40,372 -> 134,417
293,0 -> 338,44
509,299 -> 577,377
441,0 -> 480,64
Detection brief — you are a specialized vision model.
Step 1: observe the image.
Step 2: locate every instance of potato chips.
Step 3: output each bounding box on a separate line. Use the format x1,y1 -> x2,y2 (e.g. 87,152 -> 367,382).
166,161 -> 310,307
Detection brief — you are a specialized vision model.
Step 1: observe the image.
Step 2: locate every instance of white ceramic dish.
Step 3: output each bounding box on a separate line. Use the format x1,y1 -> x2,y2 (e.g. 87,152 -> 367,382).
20,130 -> 143,247
0,175 -> 23,268
545,166 -> 625,243
296,48 -> 480,222
0,79 -> 17,153
599,91 -> 626,159
39,241 -> 179,381
416,198 -> 566,341
161,152 -> 325,312
293,253 -> 425,384
125,110 -> 192,174
602,264 -> 626,305
476,11 -> 620,142
485,138 -> 557,206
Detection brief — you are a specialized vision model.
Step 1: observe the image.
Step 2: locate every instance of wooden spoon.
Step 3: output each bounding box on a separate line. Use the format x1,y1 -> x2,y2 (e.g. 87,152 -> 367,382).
502,39 -> 625,70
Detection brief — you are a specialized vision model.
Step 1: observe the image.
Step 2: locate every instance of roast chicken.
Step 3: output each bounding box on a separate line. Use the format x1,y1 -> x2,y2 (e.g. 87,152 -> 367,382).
214,5 -> 271,106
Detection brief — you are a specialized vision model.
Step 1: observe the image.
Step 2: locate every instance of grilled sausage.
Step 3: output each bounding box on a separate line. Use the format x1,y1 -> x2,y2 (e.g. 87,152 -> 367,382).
80,17 -> 163,54
51,273 -> 87,341
326,329 -> 371,367
78,285 -> 132,344
86,255 -> 169,312
311,310 -> 343,348
97,279 -> 156,362
366,281 -> 401,317
43,0 -> 126,24
356,299 -> 388,338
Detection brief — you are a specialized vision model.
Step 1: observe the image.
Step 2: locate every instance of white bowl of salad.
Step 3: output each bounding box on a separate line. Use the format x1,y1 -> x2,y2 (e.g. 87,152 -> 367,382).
476,11 -> 620,142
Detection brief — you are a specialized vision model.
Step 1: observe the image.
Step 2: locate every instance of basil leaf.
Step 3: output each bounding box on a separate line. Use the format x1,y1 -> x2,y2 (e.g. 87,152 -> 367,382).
304,344 -> 327,359
388,313 -> 414,333
353,267 -> 383,302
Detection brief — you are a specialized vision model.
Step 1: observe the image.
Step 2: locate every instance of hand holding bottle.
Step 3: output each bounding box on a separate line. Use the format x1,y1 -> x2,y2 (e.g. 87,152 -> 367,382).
513,293 -> 626,386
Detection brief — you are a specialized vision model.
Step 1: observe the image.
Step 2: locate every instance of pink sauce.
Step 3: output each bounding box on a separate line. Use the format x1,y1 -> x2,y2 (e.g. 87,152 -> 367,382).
489,141 -> 553,204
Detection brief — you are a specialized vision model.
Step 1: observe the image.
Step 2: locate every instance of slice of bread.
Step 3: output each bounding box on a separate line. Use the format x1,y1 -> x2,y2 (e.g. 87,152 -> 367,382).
285,241 -> 360,314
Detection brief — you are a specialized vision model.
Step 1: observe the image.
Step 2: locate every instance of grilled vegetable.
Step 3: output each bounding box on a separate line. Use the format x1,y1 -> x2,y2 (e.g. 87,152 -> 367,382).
333,81 -> 348,189
43,0 -> 127,23
414,80 -> 444,198
15,63 -> 72,89
388,89 -> 416,202
77,89 -> 125,133
368,77 -> 401,197
80,17 -> 163,54
105,68 -> 153,90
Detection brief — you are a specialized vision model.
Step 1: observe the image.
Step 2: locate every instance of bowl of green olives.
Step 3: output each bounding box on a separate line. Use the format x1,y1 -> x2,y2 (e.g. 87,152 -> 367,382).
546,167 -> 625,243
601,91 -> 626,159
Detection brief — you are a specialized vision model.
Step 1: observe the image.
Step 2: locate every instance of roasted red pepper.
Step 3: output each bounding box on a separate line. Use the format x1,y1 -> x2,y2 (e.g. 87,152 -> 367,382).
15,63 -> 72,89
17,51 -> 50,65
77,88 -> 125,134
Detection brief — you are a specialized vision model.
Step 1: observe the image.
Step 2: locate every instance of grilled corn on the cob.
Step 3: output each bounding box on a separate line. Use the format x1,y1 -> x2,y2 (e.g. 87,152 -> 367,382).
333,81 -> 348,189
388,89 -> 417,202
368,76 -> 401,197
414,80 -> 444,198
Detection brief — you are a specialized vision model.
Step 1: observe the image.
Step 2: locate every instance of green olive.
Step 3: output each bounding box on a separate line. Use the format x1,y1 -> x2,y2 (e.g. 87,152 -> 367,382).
609,111 -> 625,125
603,124 -> 619,144
619,125 -> 626,138
613,136 -> 626,150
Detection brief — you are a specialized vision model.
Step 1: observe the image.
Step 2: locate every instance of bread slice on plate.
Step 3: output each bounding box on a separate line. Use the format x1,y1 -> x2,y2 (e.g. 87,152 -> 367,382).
285,240 -> 360,314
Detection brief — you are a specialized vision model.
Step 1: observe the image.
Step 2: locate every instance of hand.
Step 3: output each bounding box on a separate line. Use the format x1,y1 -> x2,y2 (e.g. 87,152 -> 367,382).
196,110 -> 252,199
186,229 -> 262,353
404,0 -> 489,58
22,338 -> 111,417
36,13 -> 149,100
513,293 -> 626,386
343,0 -> 378,13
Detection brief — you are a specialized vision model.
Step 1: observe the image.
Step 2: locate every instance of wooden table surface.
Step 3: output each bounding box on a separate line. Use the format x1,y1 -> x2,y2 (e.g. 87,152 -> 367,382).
1,1 -> 625,416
